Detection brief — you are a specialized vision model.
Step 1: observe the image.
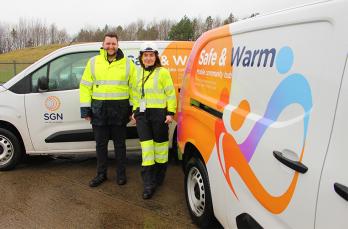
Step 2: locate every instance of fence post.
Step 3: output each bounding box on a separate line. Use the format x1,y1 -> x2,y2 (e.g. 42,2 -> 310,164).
13,60 -> 17,76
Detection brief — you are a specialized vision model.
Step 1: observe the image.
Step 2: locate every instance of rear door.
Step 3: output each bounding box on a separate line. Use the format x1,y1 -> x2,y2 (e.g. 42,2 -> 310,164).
315,56 -> 348,229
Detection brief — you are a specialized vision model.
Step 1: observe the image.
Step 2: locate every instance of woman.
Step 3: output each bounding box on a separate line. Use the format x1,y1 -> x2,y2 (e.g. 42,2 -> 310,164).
131,41 -> 177,199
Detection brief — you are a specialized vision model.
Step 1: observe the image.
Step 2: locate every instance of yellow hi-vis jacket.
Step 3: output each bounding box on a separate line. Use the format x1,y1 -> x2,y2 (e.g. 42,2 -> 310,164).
131,67 -> 177,114
79,48 -> 137,113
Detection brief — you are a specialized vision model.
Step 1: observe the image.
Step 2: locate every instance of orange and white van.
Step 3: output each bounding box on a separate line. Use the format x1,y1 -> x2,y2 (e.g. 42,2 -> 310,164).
0,41 -> 192,170
178,0 -> 348,228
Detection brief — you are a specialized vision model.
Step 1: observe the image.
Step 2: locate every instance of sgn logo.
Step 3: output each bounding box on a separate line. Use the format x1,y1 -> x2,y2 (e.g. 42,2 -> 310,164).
44,96 -> 63,122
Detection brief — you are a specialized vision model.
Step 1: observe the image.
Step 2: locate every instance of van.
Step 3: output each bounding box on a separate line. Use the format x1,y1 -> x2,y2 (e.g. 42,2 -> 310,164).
0,41 -> 193,170
178,0 -> 348,228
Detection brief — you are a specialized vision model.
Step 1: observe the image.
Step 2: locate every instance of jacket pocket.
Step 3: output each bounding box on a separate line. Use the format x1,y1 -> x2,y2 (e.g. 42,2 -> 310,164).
91,100 -> 104,117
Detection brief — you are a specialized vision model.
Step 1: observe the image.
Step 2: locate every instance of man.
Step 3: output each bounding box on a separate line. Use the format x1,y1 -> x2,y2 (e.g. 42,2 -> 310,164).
80,33 -> 136,187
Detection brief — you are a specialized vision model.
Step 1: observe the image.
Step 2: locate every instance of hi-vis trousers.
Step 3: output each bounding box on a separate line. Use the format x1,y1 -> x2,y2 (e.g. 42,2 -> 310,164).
135,108 -> 169,166
135,108 -> 169,189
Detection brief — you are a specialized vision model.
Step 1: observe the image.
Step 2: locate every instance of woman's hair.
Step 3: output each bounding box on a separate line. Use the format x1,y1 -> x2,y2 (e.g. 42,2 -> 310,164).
139,52 -> 162,69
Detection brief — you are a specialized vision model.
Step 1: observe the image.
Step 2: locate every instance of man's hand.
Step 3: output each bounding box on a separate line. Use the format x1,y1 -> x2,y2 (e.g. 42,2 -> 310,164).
165,115 -> 173,124
84,116 -> 91,121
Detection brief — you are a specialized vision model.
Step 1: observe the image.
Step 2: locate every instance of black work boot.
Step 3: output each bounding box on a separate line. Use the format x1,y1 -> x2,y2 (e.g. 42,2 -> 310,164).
116,168 -> 127,186
155,163 -> 168,186
141,166 -> 156,199
89,173 -> 107,187
143,188 -> 154,199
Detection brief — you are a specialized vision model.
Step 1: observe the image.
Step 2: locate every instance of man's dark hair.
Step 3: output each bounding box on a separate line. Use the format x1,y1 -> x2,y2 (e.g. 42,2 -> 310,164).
104,32 -> 119,41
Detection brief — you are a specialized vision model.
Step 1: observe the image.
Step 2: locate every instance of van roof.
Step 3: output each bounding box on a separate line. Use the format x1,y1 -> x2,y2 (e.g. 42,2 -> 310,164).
3,40 -> 193,88
239,0 -> 330,21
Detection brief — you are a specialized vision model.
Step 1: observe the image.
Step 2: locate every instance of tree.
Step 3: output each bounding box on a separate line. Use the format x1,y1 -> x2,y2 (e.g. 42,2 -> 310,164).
205,16 -> 213,31
250,13 -> 260,18
10,28 -> 18,49
157,19 -> 173,40
223,13 -> 237,25
124,22 -> 137,40
49,23 -> 58,44
168,16 -> 194,41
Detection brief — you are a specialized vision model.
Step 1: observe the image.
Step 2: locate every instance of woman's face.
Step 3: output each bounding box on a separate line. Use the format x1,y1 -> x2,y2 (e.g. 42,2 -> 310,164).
142,52 -> 156,67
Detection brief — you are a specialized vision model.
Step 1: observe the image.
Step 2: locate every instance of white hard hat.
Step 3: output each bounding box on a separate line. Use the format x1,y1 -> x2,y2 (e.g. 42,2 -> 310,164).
140,41 -> 158,53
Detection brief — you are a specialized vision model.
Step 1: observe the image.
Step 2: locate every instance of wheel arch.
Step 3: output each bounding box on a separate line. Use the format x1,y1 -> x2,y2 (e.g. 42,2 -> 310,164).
183,142 -> 205,170
0,120 -> 26,154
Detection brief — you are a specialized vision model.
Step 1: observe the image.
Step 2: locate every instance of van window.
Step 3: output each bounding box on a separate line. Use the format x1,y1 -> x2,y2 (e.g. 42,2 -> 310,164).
32,65 -> 49,92
47,52 -> 97,91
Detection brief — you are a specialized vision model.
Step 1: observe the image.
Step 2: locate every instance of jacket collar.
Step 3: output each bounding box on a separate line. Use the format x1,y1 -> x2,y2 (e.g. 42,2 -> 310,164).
99,48 -> 125,62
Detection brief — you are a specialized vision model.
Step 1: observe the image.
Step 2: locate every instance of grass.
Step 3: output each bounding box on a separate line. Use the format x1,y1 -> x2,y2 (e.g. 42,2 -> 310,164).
0,44 -> 67,83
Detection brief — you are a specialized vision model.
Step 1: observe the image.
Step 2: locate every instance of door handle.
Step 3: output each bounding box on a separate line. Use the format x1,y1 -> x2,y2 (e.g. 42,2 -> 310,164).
334,183 -> 348,201
273,151 -> 308,174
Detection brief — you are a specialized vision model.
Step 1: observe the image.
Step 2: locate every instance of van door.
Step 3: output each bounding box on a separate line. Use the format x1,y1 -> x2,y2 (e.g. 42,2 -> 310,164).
25,52 -> 98,152
223,20 -> 343,228
315,57 -> 348,229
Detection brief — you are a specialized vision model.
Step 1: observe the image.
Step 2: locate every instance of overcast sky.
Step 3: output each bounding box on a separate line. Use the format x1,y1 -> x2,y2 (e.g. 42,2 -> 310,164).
1,0 -> 317,35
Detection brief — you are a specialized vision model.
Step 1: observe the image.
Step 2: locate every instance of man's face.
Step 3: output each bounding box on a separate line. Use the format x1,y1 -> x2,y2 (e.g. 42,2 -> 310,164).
103,36 -> 118,56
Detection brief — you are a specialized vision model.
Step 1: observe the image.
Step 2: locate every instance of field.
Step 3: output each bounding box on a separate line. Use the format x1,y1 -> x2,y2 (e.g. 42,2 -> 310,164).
0,44 -> 66,83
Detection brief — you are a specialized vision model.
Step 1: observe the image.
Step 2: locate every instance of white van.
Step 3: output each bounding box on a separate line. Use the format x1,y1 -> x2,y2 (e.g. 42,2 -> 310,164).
0,41 -> 193,170
178,0 -> 348,228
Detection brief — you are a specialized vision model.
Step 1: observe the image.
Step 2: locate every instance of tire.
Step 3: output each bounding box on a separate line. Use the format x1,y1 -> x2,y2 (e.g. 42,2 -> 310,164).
0,128 -> 22,171
184,156 -> 217,228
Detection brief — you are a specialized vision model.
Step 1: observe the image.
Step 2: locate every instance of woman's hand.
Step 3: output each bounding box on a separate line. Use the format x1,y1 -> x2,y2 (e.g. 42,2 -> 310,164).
130,113 -> 136,124
165,115 -> 173,124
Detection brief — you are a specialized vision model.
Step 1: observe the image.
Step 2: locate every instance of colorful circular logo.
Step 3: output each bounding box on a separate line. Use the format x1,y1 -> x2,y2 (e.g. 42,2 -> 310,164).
44,96 -> 61,112
276,46 -> 294,74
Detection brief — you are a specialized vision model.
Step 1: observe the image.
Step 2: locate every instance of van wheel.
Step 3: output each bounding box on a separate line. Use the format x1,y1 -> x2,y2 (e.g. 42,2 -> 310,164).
0,128 -> 22,171
185,157 -> 216,228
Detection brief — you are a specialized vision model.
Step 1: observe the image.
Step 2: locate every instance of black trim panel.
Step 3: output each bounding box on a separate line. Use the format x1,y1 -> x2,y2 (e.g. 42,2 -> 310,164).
190,98 -> 223,119
236,213 -> 263,229
45,126 -> 138,143
334,183 -> 348,201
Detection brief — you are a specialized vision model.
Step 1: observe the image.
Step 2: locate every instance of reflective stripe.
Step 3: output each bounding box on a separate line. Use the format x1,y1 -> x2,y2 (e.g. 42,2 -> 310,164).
90,57 -> 129,83
141,139 -> 155,166
80,102 -> 91,107
153,68 -> 160,90
142,155 -> 155,161
154,146 -> 168,153
141,146 -> 154,153
125,58 -> 130,81
154,154 -> 168,160
94,80 -> 128,86
167,95 -> 176,100
144,88 -> 163,94
80,79 -> 93,87
154,153 -> 168,163
164,85 -> 175,92
90,57 -> 96,82
92,92 -> 129,98
136,68 -> 160,87
142,156 -> 155,166
136,67 -> 141,84
146,98 -> 166,104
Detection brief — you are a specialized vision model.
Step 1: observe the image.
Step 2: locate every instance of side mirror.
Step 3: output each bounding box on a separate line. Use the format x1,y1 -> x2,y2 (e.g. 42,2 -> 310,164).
38,76 -> 48,92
